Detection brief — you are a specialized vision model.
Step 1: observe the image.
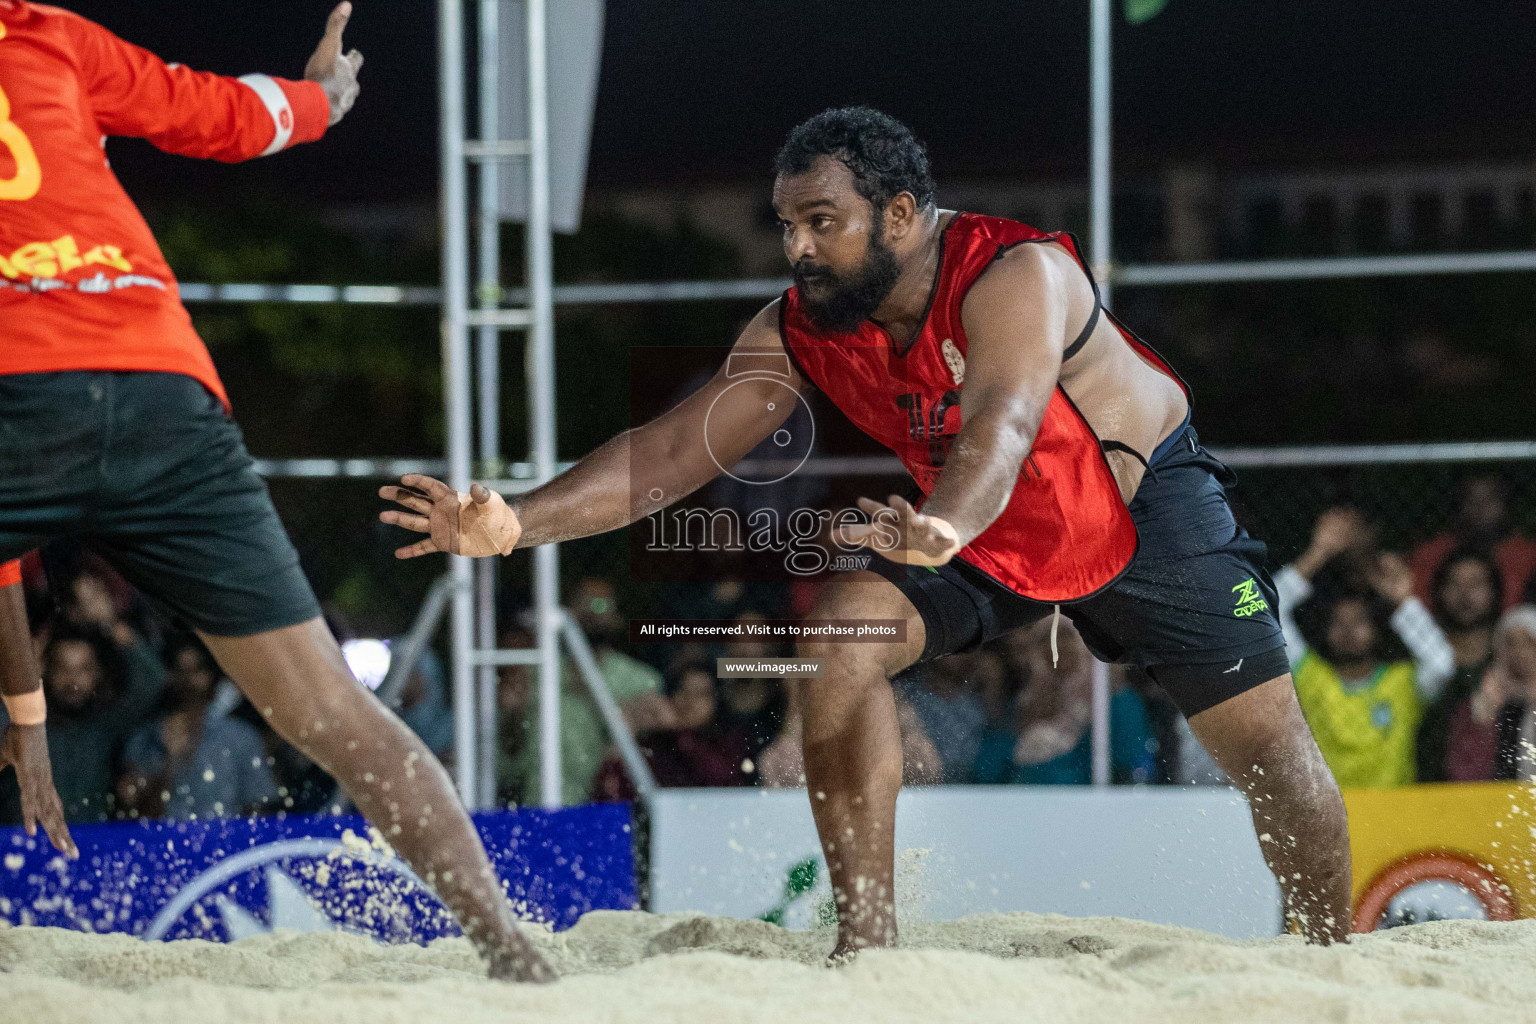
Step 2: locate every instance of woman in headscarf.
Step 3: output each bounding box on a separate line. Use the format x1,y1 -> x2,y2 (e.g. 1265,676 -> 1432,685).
1444,605 -> 1536,782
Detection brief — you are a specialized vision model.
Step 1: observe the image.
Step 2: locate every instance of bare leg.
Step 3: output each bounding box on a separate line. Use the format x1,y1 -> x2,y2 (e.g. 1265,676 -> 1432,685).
200,618 -> 555,981
795,572 -> 926,962
1189,674 -> 1352,943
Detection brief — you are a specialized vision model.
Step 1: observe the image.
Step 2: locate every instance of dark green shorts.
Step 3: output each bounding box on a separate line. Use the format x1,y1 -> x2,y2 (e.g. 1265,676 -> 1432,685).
0,371 -> 321,636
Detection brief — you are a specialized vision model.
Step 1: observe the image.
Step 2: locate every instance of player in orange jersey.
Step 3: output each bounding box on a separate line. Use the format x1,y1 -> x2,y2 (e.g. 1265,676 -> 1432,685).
0,2 -> 551,980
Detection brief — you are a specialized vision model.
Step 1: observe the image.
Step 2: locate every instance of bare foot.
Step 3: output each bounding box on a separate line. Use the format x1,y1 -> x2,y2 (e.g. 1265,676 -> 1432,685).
826,943 -> 861,967
826,929 -> 896,967
485,937 -> 558,983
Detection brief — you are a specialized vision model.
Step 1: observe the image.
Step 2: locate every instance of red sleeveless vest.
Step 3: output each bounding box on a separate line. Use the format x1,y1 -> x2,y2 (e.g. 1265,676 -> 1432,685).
781,212 -> 1184,603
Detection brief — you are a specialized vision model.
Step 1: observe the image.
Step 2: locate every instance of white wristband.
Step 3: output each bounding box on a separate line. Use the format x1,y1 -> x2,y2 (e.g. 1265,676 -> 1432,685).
2,688 -> 45,726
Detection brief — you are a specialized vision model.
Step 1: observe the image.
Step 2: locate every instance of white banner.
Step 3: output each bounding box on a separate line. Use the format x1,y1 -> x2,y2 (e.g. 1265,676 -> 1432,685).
650,786 -> 1282,939
498,0 -> 604,234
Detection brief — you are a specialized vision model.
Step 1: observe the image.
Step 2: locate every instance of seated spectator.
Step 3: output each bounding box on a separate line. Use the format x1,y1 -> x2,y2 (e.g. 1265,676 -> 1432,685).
1281,508 -> 1456,788
651,664 -> 755,787
118,637 -> 278,820
593,662 -> 756,799
59,562 -> 153,648
501,581 -> 668,807
1418,548 -> 1503,782
1411,474 -> 1536,610
649,582 -> 735,677
0,603 -> 166,824
1444,605 -> 1536,782
653,578 -> 785,672
575,578 -> 676,734
756,674 -> 940,788
899,652 -> 990,784
714,609 -> 787,768
975,619 -> 1154,785
976,618 -> 1089,784
716,674 -> 783,774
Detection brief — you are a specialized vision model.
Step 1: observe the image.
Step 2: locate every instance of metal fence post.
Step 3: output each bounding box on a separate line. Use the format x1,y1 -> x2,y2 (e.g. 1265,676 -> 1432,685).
439,0 -> 478,805
1090,658 -> 1111,787
474,0 -> 506,813
1089,0 -> 1113,308
525,0 -> 563,809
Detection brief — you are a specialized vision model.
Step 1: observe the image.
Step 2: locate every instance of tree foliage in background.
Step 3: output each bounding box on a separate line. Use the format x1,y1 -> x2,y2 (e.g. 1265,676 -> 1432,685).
1125,0 -> 1169,25
147,202 -> 749,628
152,203 -> 443,455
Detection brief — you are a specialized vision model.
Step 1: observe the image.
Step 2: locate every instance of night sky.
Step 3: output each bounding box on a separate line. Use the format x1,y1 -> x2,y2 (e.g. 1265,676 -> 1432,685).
58,0 -> 1536,206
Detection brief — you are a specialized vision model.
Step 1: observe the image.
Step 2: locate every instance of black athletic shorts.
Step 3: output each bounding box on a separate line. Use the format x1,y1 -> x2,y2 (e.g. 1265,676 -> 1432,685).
891,420 -> 1289,717
0,371 -> 321,636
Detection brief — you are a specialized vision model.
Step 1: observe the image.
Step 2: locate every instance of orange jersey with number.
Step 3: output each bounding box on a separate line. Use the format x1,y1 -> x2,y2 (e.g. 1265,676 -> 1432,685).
0,1 -> 330,408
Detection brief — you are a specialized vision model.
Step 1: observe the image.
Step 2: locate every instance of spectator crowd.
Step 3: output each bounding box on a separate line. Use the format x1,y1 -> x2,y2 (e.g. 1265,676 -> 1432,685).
1277,475 -> 1536,788
2,472 -> 1535,827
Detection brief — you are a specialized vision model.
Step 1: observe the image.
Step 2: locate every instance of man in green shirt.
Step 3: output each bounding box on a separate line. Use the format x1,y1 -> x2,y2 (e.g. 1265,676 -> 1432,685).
1278,509 -> 1455,788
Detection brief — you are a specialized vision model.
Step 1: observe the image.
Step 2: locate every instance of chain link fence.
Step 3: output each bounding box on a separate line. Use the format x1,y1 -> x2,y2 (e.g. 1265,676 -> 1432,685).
1225,453 -> 1536,580
518,447 -> 1536,795
9,446 -> 1532,828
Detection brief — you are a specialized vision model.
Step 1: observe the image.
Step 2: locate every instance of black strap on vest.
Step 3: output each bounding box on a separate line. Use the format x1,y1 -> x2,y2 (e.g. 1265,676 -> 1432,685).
1063,300 -> 1100,361
1101,438 -> 1156,485
994,235 -> 1103,362
1099,439 -> 1148,470
1062,275 -> 1102,361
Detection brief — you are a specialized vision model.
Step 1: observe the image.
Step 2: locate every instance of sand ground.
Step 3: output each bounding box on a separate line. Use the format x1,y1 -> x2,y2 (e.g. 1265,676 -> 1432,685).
4,910 -> 1536,1023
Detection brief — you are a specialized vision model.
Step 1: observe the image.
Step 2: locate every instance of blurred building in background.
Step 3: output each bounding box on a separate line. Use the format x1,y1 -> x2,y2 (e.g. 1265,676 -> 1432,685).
583,157 -> 1536,274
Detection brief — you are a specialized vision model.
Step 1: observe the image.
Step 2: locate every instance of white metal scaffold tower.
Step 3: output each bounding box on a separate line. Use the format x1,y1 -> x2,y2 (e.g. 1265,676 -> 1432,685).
438,0 -> 561,810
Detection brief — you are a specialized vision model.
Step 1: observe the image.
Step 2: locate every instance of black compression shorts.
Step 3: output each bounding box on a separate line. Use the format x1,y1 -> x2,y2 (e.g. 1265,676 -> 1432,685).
889,421 -> 1289,717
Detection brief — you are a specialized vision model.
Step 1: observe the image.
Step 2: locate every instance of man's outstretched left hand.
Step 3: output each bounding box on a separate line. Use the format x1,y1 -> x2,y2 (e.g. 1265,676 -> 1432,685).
379,475 -> 522,559
836,494 -> 962,567
306,2 -> 364,126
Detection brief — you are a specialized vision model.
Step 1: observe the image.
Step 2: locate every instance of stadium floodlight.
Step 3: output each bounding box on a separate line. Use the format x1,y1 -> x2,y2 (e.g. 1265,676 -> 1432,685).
341,638 -> 393,692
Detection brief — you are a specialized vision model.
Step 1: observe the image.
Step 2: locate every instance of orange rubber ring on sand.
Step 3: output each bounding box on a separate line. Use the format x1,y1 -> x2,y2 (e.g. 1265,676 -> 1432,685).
1352,850 -> 1519,933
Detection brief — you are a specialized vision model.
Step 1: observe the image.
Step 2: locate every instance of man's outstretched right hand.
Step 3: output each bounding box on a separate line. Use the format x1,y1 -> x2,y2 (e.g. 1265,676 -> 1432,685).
379,475 -> 521,558
305,2 -> 364,126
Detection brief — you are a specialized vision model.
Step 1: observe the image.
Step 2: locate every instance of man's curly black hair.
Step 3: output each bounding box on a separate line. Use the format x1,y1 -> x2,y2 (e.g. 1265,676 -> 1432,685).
774,106 -> 936,211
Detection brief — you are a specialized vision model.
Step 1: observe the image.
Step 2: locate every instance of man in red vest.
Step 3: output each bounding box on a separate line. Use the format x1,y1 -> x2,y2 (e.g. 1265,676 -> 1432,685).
0,1 -> 550,980
384,108 -> 1351,954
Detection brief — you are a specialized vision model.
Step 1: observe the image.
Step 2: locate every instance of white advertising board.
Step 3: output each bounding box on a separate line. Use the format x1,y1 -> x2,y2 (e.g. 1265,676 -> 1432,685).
650,786 -> 1282,939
